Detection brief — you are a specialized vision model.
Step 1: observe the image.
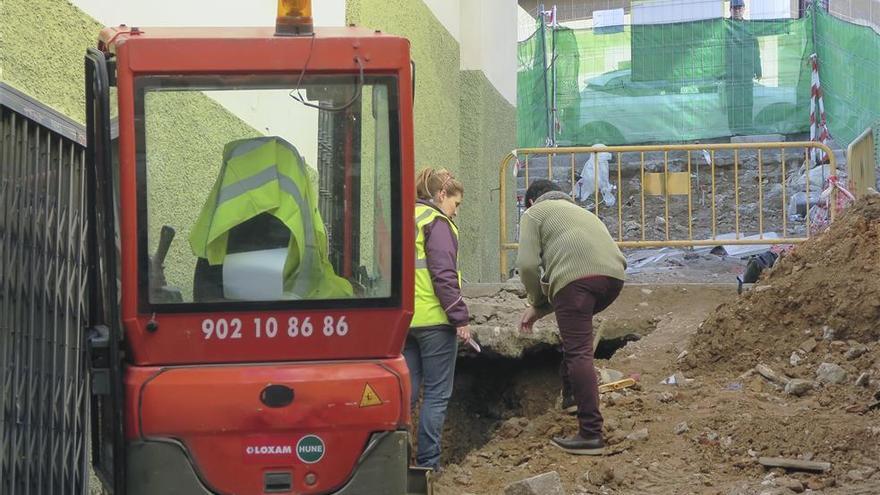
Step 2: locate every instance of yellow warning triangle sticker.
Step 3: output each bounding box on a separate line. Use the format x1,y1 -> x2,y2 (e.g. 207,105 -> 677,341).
359,383 -> 382,407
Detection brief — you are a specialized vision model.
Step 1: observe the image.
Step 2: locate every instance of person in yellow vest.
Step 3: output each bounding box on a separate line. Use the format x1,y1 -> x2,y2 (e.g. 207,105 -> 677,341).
189,136 -> 352,301
405,167 -> 470,470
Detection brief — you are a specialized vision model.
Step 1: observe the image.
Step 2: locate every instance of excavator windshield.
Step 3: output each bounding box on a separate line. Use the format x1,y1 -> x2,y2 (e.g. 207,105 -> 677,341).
136,74 -> 399,308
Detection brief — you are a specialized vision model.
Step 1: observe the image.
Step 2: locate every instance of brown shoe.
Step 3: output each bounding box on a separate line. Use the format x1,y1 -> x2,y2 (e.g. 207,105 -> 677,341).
550,435 -> 605,455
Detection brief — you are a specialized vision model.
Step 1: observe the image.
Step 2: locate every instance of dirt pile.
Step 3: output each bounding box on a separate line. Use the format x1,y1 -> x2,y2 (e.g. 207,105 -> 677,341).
691,194 -> 880,373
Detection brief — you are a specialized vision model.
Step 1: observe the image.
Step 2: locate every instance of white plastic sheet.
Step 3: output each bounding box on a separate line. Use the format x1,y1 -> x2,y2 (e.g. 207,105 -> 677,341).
572,148 -> 616,206
222,248 -> 287,300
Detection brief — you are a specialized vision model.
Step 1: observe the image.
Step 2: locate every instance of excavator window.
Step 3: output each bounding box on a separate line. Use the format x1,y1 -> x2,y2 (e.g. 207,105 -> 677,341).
134,74 -> 400,308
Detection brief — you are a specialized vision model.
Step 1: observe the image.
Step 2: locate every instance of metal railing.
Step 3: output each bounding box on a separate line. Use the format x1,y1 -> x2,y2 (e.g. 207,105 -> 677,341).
1,85 -> 90,495
499,142 -> 838,278
846,127 -> 877,198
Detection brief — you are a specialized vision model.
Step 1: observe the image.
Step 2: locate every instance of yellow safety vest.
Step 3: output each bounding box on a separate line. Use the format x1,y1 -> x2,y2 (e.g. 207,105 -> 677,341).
189,136 -> 352,299
411,203 -> 462,328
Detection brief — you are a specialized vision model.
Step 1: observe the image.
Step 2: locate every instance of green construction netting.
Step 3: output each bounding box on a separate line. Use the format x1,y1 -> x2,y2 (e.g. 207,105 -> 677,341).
815,9 -> 880,147
518,8 -> 880,152
517,25 -> 550,148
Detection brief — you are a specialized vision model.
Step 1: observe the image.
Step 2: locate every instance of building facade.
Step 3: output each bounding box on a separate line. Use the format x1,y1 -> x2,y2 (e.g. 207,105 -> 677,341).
0,0 -> 518,282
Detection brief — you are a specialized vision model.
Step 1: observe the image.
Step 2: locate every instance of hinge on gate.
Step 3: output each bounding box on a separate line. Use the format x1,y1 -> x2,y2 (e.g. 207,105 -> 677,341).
87,325 -> 111,396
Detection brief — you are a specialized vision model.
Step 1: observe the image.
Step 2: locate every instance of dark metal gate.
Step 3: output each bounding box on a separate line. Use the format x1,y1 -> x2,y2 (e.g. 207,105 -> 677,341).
0,83 -> 90,495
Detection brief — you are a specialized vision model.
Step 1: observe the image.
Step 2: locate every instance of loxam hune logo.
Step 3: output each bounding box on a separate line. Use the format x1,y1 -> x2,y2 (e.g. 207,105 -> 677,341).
296,435 -> 326,464
245,445 -> 293,455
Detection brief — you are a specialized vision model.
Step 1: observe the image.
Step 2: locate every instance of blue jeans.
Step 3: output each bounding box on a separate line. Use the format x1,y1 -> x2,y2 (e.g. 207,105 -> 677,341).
403,325 -> 458,469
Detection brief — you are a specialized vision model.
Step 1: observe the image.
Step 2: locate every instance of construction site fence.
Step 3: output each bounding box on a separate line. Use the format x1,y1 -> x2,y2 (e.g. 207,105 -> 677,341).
519,4 -> 880,158
846,127 -> 878,198
499,141 -> 845,279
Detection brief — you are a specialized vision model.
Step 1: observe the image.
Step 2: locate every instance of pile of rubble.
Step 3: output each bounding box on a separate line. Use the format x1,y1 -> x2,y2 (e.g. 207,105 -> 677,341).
691,194 -> 880,373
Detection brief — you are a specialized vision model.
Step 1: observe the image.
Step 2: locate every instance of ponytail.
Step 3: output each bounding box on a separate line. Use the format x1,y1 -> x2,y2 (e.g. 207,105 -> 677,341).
416,167 -> 464,201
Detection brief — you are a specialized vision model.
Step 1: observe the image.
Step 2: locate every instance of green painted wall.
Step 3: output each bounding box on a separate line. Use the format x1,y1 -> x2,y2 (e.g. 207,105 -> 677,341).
1,0 -> 103,122
458,70 -> 516,282
348,0 -> 516,282
348,0 -> 461,172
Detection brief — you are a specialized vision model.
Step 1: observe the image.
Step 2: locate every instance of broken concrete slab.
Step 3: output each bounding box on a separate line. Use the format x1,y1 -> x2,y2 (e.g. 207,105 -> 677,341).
626,428 -> 649,441
822,326 -> 836,341
784,379 -> 814,397
799,338 -> 818,353
467,302 -> 503,325
504,471 -> 566,495
845,342 -> 869,360
599,368 -> 625,384
463,285 -> 663,359
758,456 -> 831,473
775,477 -> 805,493
756,364 -> 790,386
816,362 -> 848,385
468,324 -> 561,359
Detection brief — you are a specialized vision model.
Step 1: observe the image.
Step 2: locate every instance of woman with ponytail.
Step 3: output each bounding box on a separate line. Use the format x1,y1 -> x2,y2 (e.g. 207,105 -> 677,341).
405,167 -> 470,470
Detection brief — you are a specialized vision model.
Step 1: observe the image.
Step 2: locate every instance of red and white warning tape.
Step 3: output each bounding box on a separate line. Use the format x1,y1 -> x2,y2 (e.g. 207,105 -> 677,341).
810,176 -> 855,235
806,53 -> 853,233
809,53 -> 831,165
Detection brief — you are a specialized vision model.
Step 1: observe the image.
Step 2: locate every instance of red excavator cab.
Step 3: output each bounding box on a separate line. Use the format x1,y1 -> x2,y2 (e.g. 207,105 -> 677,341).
85,20 -> 418,495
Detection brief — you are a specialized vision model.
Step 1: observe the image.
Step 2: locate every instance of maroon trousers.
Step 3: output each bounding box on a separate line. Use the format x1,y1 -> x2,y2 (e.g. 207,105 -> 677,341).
553,276 -> 624,438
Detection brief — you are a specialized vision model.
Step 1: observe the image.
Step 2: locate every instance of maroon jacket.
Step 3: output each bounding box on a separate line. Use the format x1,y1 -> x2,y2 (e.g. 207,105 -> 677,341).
418,200 -> 469,327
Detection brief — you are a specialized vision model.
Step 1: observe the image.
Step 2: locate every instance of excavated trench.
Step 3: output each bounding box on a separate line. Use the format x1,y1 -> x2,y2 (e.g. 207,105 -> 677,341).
439,317 -> 657,465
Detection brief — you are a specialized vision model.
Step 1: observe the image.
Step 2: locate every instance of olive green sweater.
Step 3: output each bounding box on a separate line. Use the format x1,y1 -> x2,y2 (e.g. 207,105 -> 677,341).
516,191 -> 626,308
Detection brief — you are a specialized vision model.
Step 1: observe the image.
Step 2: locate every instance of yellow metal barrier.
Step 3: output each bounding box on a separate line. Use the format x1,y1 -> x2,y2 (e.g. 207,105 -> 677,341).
846,127 -> 877,198
499,142 -> 838,279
